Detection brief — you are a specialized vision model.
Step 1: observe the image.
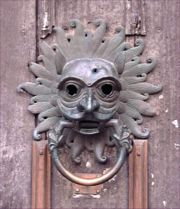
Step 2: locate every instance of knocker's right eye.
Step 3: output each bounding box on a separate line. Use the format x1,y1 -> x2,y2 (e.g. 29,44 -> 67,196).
66,84 -> 78,96
64,82 -> 82,98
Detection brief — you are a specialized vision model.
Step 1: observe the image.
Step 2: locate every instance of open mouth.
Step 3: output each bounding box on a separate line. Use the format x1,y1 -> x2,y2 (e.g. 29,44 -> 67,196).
78,120 -> 100,135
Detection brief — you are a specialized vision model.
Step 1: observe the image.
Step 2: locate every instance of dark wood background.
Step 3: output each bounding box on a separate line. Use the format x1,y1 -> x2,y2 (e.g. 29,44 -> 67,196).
0,0 -> 180,208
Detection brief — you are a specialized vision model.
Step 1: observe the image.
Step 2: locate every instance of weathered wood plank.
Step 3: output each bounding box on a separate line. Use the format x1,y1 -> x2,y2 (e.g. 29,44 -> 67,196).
31,1 -> 54,208
55,0 -> 126,31
0,1 -> 36,208
32,140 -> 51,209
143,1 -> 180,208
125,0 -> 146,35
38,0 -> 56,39
128,140 -> 148,209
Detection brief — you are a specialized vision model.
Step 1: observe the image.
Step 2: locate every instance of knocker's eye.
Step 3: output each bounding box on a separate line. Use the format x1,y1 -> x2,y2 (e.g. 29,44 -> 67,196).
66,84 -> 78,96
101,84 -> 113,96
58,79 -> 84,98
65,84 -> 78,96
98,82 -> 115,98
65,84 -> 80,97
96,80 -> 120,100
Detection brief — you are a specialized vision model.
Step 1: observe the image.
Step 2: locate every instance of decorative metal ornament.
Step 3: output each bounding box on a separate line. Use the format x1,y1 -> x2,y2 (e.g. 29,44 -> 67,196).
17,19 -> 162,186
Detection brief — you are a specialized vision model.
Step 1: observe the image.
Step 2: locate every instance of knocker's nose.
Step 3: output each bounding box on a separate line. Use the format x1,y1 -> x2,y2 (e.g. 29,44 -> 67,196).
78,89 -> 100,113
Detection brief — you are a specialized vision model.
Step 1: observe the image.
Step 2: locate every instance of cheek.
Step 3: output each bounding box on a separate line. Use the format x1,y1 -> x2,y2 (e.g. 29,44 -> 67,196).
57,96 -> 81,109
94,91 -> 120,109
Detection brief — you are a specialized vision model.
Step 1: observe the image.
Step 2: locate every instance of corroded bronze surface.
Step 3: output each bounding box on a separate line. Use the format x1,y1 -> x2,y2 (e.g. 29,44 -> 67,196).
17,19 -> 162,185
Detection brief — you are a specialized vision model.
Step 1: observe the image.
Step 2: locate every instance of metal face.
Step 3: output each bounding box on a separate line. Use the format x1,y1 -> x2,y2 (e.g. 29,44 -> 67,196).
17,19 -> 162,186
57,58 -> 121,134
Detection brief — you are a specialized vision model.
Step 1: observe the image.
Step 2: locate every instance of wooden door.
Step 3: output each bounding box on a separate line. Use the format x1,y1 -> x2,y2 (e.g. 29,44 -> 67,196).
1,0 -> 180,209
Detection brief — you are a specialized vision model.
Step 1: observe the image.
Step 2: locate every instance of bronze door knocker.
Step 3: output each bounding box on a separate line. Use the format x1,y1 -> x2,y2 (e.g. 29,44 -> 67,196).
17,19 -> 162,186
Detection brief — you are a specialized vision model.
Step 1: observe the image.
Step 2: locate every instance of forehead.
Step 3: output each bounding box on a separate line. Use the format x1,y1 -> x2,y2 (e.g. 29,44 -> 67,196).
60,58 -> 119,86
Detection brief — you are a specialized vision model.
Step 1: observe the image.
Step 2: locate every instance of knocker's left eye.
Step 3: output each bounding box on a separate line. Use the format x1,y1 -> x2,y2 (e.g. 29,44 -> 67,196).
101,83 -> 113,96
97,81 -> 119,99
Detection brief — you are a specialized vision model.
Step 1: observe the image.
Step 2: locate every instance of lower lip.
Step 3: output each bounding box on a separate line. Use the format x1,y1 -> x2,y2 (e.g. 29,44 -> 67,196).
79,128 -> 100,135
78,121 -> 100,135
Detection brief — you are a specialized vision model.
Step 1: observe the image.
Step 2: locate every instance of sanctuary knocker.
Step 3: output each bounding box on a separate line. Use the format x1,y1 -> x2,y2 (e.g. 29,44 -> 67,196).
17,19 -> 162,186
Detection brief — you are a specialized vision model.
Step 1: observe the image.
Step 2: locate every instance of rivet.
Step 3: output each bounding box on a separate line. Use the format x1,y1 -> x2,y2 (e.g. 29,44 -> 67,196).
96,190 -> 100,194
75,188 -> 80,193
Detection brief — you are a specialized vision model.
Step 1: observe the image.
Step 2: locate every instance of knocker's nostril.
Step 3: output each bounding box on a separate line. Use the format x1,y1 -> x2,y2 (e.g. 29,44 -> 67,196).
77,100 -> 86,111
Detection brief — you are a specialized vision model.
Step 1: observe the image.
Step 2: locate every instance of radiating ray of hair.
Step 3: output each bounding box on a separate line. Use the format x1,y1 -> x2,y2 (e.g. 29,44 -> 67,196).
122,58 -> 156,77
124,57 -> 140,70
30,94 -> 58,104
33,117 -> 59,140
124,105 -> 143,124
35,78 -> 53,87
38,55 -> 57,73
114,53 -> 126,74
70,19 -> 85,37
108,42 -> 131,62
123,75 -> 147,84
28,102 -> 53,114
119,90 -> 149,102
120,113 -> 150,138
69,20 -> 86,58
53,44 -> 66,74
38,107 -> 61,122
65,20 -> 87,60
101,27 -> 125,58
93,39 -> 109,58
28,62 -> 58,80
17,82 -> 51,95
124,39 -> 145,62
90,19 -> 107,55
127,99 -> 156,116
127,83 -> 162,94
39,41 -> 55,62
53,26 -> 69,57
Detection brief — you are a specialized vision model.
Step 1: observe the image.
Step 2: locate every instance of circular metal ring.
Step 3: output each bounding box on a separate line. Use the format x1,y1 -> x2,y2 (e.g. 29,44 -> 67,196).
51,146 -> 128,186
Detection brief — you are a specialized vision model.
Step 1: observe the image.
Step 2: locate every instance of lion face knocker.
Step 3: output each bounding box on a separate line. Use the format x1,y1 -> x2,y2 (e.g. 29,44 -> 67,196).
17,19 -> 162,186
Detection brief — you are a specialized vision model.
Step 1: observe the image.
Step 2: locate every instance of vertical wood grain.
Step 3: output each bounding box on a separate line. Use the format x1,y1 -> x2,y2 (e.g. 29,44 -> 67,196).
128,140 -> 148,209
0,1 -> 36,208
144,1 -> 180,208
32,141 -> 51,209
125,0 -> 146,35
126,1 -> 148,208
38,0 -> 56,39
